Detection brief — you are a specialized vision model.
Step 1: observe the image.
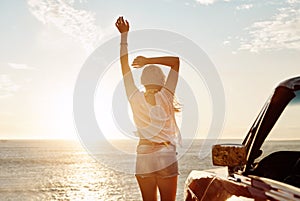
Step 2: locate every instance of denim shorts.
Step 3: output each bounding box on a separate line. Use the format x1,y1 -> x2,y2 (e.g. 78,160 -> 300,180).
135,143 -> 179,178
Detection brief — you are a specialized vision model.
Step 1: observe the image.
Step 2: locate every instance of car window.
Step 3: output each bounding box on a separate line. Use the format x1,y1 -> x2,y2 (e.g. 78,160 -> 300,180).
260,91 -> 300,157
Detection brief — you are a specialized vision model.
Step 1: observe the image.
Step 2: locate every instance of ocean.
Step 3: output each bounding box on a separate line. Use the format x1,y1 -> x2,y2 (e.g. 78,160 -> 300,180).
0,139 -> 299,201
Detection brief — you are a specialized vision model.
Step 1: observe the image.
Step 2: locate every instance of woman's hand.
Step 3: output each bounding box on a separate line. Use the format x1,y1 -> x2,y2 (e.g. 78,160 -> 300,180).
132,56 -> 148,68
115,16 -> 129,33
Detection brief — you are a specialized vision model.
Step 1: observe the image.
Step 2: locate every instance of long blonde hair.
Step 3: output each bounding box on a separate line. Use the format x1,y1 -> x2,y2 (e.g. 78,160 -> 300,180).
141,65 -> 181,112
141,65 -> 165,86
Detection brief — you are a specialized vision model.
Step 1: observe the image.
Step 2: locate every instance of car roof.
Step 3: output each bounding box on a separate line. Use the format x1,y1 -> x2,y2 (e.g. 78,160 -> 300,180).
279,76 -> 300,91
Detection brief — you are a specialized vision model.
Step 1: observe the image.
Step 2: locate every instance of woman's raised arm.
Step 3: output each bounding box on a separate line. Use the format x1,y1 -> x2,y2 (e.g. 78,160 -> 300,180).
115,16 -> 137,98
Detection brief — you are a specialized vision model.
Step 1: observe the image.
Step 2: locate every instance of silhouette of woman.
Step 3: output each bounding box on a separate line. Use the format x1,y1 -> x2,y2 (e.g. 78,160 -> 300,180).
115,16 -> 181,201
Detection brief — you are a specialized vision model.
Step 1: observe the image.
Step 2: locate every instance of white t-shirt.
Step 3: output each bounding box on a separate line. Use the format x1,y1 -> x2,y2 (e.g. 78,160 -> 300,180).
129,88 -> 181,146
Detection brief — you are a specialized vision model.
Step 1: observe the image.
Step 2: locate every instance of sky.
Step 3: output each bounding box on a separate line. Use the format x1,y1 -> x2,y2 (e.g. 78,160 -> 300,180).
0,0 -> 299,140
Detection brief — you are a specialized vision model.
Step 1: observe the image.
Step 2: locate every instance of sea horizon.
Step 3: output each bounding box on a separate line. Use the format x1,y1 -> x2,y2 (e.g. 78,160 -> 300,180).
0,139 -> 299,200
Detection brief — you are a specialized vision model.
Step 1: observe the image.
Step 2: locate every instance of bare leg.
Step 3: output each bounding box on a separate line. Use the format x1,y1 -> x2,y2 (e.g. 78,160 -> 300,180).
136,176 -> 158,201
157,175 -> 178,201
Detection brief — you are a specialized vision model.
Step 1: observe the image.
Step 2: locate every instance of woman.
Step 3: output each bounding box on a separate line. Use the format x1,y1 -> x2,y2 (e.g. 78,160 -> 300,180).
115,16 -> 181,201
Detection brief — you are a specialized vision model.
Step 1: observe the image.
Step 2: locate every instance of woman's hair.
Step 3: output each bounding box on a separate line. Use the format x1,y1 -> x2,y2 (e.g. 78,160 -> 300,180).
141,65 -> 181,112
141,65 -> 165,86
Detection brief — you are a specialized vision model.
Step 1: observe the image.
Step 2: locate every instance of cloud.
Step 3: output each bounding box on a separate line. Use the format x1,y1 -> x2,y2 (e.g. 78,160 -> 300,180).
8,63 -> 36,70
195,0 -> 232,5
236,4 -> 253,10
27,0 -> 102,53
239,2 -> 300,52
0,74 -> 20,98
287,0 -> 299,3
196,0 -> 216,5
223,40 -> 230,45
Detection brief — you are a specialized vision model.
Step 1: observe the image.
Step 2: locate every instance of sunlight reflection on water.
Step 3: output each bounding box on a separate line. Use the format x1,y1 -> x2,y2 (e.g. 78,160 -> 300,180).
1,139 -> 297,200
0,140 -> 140,200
